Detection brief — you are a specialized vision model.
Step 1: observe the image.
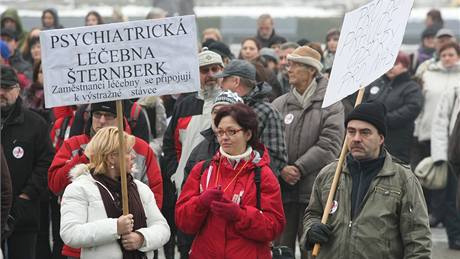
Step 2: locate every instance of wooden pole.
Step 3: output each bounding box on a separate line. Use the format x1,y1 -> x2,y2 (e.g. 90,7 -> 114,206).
116,100 -> 129,215
312,88 -> 365,257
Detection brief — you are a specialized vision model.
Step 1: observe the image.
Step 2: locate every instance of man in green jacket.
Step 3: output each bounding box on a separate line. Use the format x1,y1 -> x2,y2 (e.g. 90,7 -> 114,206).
302,102 -> 431,259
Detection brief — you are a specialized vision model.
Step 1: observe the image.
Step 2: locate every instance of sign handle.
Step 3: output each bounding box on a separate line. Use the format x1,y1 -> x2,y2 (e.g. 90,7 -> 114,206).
312,88 -> 365,257
116,100 -> 129,215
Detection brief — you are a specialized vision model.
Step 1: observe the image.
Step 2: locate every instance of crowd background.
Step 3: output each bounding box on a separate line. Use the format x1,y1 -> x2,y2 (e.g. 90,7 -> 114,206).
1,1 -> 460,259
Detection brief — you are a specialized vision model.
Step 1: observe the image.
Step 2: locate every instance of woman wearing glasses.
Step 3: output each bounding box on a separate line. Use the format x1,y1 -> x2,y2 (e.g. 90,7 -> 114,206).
59,127 -> 170,259
176,103 -> 285,259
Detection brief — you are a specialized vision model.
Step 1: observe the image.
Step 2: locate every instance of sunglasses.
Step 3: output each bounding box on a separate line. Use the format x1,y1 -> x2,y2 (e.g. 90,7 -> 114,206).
200,65 -> 221,74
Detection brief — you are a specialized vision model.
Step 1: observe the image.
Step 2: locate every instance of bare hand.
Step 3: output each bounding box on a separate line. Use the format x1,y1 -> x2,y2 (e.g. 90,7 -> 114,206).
281,166 -> 301,185
117,214 -> 134,235
121,231 -> 144,251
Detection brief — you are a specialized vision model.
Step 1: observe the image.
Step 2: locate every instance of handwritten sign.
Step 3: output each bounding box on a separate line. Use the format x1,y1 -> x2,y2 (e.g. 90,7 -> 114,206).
40,15 -> 199,108
322,0 -> 414,108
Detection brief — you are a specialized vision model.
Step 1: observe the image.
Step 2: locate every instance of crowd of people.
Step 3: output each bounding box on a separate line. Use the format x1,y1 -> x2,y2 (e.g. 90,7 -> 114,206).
0,5 -> 459,259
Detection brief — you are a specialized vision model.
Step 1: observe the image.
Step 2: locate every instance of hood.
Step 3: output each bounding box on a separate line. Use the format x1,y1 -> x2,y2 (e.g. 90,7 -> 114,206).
243,81 -> 272,105
427,60 -> 460,73
69,164 -> 91,182
1,8 -> 24,36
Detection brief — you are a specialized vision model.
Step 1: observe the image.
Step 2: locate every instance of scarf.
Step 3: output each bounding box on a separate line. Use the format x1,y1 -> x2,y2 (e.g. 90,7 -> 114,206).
292,79 -> 317,108
219,146 -> 253,168
92,172 -> 147,259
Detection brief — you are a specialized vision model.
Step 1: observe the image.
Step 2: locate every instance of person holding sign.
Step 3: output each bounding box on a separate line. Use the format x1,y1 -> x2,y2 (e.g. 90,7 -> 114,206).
176,103 -> 285,259
301,102 -> 431,258
60,127 -> 170,259
272,46 -> 344,258
48,101 -> 163,258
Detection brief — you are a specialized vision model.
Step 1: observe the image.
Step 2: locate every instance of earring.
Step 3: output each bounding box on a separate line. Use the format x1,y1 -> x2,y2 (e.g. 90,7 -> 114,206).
110,164 -> 115,169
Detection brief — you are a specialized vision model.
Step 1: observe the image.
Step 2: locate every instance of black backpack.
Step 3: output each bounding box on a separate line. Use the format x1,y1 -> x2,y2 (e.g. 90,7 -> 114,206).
199,159 -> 262,210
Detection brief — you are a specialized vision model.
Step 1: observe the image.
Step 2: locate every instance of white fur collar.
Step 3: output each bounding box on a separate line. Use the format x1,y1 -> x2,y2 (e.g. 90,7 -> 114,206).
69,164 -> 91,182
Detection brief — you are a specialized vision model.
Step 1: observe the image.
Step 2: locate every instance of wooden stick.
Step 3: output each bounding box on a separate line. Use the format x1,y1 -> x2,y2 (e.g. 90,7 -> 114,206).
116,100 -> 129,215
312,88 -> 365,257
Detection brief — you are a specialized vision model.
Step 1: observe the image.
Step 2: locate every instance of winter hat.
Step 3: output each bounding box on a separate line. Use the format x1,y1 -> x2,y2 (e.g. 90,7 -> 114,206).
345,102 -> 387,136
0,64 -> 19,88
203,40 -> 234,60
0,28 -> 17,40
287,46 -> 323,72
211,90 -> 244,111
0,40 -> 10,60
435,28 -> 455,39
90,101 -> 117,115
395,51 -> 410,69
199,47 -> 224,68
421,27 -> 437,39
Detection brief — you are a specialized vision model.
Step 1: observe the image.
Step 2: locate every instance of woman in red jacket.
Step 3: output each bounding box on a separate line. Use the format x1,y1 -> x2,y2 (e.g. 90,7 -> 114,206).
176,103 -> 285,259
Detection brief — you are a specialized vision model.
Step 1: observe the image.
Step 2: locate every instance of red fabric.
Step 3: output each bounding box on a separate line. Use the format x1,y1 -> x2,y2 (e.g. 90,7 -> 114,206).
49,115 -> 75,153
52,106 -> 76,120
174,116 -> 192,160
211,198 -> 243,221
175,146 -> 285,259
62,245 -> 80,257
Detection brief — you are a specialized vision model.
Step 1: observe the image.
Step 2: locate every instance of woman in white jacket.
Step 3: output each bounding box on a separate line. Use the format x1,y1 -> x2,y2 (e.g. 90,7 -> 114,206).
60,127 -> 170,259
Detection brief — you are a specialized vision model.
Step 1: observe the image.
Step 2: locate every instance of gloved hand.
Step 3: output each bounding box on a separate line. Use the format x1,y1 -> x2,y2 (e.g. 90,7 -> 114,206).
210,198 -> 243,221
306,223 -> 333,245
198,188 -> 223,208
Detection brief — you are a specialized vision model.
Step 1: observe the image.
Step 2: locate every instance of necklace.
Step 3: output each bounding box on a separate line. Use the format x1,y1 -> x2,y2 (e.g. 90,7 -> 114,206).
214,156 -> 251,192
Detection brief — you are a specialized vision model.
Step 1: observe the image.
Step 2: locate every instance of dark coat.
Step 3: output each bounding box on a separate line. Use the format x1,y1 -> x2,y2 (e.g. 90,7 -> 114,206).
364,72 -> 423,163
255,29 -> 287,48
1,97 -> 54,232
1,147 -> 12,238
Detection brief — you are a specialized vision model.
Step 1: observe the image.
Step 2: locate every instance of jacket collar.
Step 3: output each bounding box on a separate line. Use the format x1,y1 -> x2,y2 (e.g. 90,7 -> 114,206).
343,149 -> 396,177
286,76 -> 328,109
2,96 -> 25,127
390,71 -> 411,86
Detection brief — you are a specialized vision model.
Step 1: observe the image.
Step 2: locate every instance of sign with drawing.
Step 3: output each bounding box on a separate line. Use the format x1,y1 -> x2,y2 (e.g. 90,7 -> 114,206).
40,15 -> 199,108
322,0 -> 415,108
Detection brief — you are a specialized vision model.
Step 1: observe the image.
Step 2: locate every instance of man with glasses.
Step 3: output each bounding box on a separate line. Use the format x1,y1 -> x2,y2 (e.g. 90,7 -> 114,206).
162,48 -> 223,259
48,101 -> 163,259
301,102 -> 431,258
271,46 -> 344,258
1,64 -> 54,259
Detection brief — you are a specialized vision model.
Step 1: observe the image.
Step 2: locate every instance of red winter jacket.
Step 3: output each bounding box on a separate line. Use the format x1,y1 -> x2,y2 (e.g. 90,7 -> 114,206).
175,146 -> 285,259
48,133 -> 163,258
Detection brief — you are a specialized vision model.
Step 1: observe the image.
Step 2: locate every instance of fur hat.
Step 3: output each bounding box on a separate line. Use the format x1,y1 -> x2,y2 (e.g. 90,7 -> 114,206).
287,46 -> 323,72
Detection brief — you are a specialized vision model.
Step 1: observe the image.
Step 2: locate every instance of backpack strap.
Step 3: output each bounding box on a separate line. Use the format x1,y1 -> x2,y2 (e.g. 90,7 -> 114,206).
199,159 -> 212,177
254,166 -> 261,210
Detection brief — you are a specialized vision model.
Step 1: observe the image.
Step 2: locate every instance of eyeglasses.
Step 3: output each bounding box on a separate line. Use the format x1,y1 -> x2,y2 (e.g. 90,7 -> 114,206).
215,128 -> 244,137
93,111 -> 116,120
200,65 -> 221,74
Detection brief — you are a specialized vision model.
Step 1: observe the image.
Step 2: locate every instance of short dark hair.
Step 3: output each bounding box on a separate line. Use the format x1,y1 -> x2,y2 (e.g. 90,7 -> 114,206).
214,103 -> 259,147
439,41 -> 460,56
241,37 -> 262,51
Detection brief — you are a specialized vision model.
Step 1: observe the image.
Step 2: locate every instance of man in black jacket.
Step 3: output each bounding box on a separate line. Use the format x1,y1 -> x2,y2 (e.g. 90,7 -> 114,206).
0,65 -> 54,259
255,14 -> 287,48
364,51 -> 423,163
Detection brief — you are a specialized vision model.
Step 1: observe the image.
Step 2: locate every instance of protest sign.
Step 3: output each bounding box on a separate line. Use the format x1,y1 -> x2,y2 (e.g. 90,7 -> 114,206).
322,0 -> 414,108
40,15 -> 199,108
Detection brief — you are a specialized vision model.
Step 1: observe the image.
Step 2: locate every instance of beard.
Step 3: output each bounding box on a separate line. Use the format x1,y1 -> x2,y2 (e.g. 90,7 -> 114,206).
201,82 -> 221,100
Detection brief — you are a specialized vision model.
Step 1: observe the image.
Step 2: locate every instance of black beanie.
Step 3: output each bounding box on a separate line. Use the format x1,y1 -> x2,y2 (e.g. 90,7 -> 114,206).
90,101 -> 117,115
345,102 -> 387,136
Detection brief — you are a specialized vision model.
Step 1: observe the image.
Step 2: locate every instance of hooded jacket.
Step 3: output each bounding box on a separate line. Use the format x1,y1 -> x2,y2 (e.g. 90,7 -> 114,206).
272,76 -> 344,203
364,72 -> 423,163
176,145 -> 285,259
243,81 -> 287,176
1,8 -> 27,47
60,164 -> 170,259
302,151 -> 431,259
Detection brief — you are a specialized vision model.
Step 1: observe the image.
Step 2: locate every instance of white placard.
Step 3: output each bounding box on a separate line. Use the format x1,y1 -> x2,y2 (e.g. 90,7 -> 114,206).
40,15 -> 199,108
322,0 -> 414,108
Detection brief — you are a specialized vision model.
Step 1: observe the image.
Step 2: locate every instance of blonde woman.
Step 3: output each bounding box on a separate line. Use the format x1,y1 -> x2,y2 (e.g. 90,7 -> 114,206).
60,127 -> 170,259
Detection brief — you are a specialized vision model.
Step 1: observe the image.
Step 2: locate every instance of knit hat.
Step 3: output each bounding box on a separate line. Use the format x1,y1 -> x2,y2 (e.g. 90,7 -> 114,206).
203,40 -> 234,60
211,90 -> 244,111
91,101 -> 117,115
287,46 -> 323,72
199,47 -> 224,68
345,102 -> 387,136
395,51 -> 410,69
0,64 -> 19,88
213,59 -> 256,81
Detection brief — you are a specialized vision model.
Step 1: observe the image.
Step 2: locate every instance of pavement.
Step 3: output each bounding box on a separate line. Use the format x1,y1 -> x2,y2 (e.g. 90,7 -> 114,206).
158,227 -> 460,259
